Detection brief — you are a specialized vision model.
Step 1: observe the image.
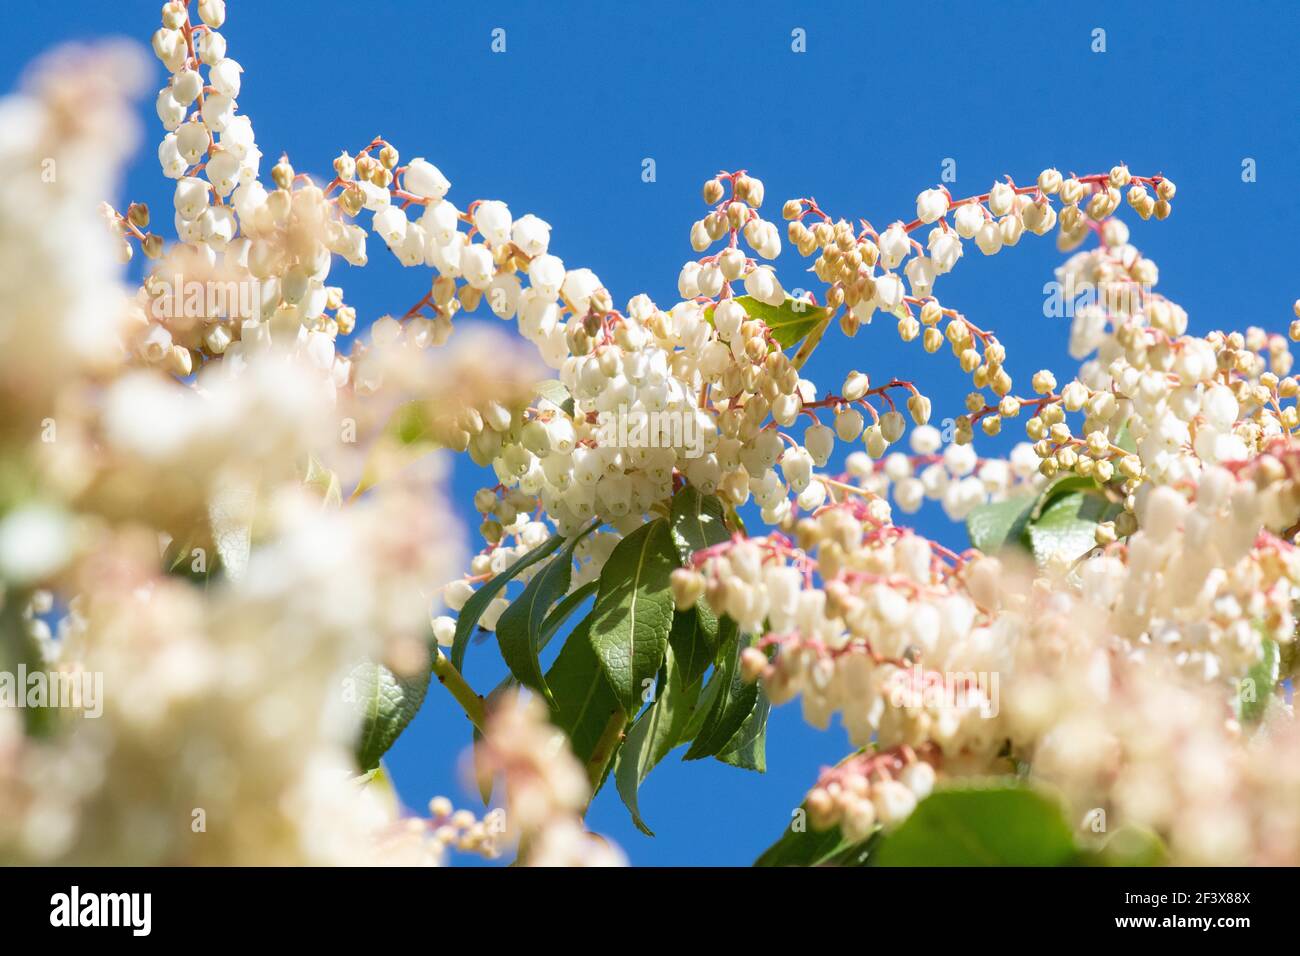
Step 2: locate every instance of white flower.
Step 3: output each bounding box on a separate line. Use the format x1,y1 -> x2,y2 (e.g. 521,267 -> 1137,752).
1203,385 -> 1238,429
220,115 -> 255,159
835,408 -> 864,442
952,202 -> 985,238
975,220 -> 1003,255
420,200 -> 460,244
880,223 -> 910,268
988,181 -> 1015,216
905,256 -> 936,296
528,254 -> 565,298
562,268 -> 602,313
174,176 -> 211,220
804,423 -> 834,465
915,188 -> 949,224
198,0 -> 227,28
744,266 -> 784,307
205,149 -> 240,197
909,424 -> 942,454
0,505 -> 71,585
200,93 -> 236,133
155,89 -> 186,131
210,58 -> 243,97
158,133 -> 187,178
403,158 -> 450,200
473,200 -> 512,246
176,122 -> 209,164
873,272 -> 904,310
373,206 -> 408,246
357,180 -> 391,211
511,214 -> 550,257
171,68 -> 202,105
943,441 -> 977,476
432,616 -> 457,647
461,243 -> 495,289
713,298 -> 746,339
196,29 -> 226,65
927,230 -> 962,273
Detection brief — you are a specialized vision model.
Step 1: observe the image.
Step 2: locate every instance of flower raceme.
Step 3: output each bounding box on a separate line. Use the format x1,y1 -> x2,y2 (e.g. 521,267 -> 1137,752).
4,0 -> 1299,867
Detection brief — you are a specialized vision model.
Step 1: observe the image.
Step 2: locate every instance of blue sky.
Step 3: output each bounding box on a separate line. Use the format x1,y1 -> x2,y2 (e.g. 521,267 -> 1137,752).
5,0 -> 1299,864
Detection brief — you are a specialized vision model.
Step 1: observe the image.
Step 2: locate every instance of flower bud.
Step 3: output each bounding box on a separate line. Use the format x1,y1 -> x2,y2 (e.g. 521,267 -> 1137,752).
670,567 -> 705,610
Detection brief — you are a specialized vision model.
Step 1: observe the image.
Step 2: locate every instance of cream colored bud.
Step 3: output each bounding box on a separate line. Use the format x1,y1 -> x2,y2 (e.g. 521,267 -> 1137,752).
1036,168 -> 1063,194
1031,370 -> 1057,395
670,568 -> 705,610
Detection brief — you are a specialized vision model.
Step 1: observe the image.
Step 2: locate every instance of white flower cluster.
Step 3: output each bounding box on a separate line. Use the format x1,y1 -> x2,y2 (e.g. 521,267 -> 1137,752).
1003,582 -> 1300,866
474,693 -> 625,867
840,425 -> 1043,520
1029,233 -> 1295,492
1081,466 -> 1300,683
676,506 -> 1003,759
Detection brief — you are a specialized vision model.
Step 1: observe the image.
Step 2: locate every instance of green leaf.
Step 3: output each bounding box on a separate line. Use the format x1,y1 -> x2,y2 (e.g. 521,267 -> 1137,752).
545,614 -> 621,766
1084,825 -> 1169,867
495,527 -> 595,702
872,785 -> 1078,866
589,520 -> 679,714
754,812 -> 877,867
539,580 -> 598,648
670,485 -> 730,564
684,620 -> 758,761
668,606 -> 718,688
965,493 -> 1035,554
472,579 -> 598,804
534,379 -> 575,416
1032,474 -> 1103,518
349,659 -> 431,773
451,533 -> 565,671
1238,633 -> 1280,723
304,455 -> 342,508
717,685 -> 770,772
614,646 -> 705,836
1026,490 -> 1120,567
707,295 -> 829,350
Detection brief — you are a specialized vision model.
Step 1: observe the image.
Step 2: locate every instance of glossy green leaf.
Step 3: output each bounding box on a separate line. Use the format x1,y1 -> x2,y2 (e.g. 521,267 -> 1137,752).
614,646 -> 705,836
534,379 -> 575,416
349,659 -> 431,773
1026,490 -> 1120,567
684,620 -> 758,761
872,785 -> 1078,866
965,494 -> 1035,554
495,527 -> 594,701
670,485 -> 730,564
717,685 -> 770,772
754,813 -> 877,867
545,614 -> 621,766
668,606 -> 717,688
589,520 -> 678,714
451,533 -> 564,670
708,294 -> 829,350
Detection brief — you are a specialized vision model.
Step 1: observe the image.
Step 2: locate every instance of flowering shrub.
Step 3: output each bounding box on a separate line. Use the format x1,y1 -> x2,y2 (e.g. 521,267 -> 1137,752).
2,0 -> 1299,867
